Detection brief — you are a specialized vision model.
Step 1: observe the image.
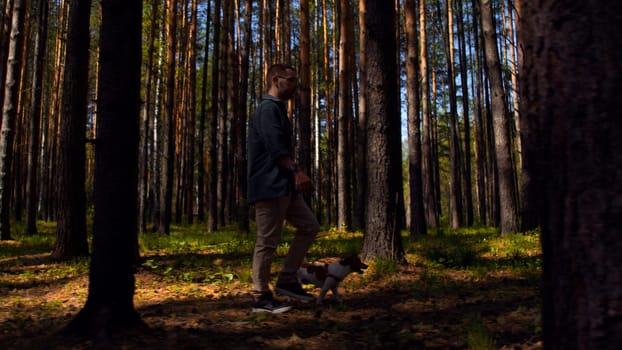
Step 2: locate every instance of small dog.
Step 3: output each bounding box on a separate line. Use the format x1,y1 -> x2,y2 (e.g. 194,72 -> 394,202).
297,256 -> 368,304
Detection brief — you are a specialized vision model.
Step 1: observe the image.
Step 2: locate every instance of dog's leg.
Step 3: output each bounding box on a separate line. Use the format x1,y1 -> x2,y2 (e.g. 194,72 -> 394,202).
317,280 -> 333,304
331,285 -> 342,303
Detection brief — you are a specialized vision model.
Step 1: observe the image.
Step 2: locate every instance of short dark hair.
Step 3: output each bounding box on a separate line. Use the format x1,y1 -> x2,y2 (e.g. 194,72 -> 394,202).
267,63 -> 296,86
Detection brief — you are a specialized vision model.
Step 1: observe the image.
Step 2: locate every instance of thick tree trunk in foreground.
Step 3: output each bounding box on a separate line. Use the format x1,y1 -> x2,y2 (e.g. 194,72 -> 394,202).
361,0 -> 405,263
520,1 -> 622,348
65,0 -> 143,338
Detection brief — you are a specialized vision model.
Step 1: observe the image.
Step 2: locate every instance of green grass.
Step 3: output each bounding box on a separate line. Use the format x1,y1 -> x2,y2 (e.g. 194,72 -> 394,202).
464,313 -> 497,350
1,222 -> 542,349
2,222 -> 542,290
409,226 -> 541,273
0,222 -> 541,275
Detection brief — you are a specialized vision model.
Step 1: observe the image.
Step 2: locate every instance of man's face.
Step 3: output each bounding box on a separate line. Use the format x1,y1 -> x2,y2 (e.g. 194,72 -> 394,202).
275,69 -> 298,100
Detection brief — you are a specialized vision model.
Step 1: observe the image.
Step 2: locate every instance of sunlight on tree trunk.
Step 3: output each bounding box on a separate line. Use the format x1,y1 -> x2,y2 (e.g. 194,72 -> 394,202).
0,0 -> 25,241
361,0 -> 405,263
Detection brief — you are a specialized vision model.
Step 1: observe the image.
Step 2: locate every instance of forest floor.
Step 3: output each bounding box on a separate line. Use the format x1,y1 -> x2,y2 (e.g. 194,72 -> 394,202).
0,224 -> 543,350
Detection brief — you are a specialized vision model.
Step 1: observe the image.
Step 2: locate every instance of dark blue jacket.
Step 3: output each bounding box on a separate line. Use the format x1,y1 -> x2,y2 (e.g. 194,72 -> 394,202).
247,95 -> 294,204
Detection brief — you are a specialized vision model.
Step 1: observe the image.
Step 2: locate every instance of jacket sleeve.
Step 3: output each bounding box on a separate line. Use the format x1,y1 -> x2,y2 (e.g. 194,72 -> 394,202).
254,102 -> 291,164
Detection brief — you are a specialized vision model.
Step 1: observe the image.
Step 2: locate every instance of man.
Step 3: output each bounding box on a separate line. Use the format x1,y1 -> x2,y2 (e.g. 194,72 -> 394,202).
247,64 -> 320,313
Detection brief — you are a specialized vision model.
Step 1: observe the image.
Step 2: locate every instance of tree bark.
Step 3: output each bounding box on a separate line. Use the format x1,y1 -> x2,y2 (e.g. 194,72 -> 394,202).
419,0 -> 438,228
471,0 -> 488,225
361,0 -> 404,263
337,0 -> 353,230
65,0 -> 143,338
321,0 -> 335,225
138,0 -> 160,233
521,1 -> 622,348
480,0 -> 518,234
404,0 -> 426,236
217,0 -> 230,226
184,0 -> 198,224
207,0 -> 221,232
355,0 -> 367,231
234,0 -> 252,234
53,0 -> 90,259
0,0 -> 11,113
441,0 -> 464,229
456,0 -> 474,226
158,0 -> 178,235
516,0 -> 539,232
197,0 -> 211,223
0,0 -> 25,240
24,0 -> 48,236
299,0 -> 312,207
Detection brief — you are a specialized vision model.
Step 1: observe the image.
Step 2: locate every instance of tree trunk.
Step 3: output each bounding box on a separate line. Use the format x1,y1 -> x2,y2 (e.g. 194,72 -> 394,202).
24,0 -> 48,236
299,0 -> 312,206
0,0 -> 11,112
321,0 -> 335,226
355,0 -> 367,231
138,0 -> 159,233
419,0 -> 438,228
64,0 -> 143,338
337,0 -> 353,230
506,0 -> 520,172
480,0 -> 518,234
158,0 -> 178,235
441,0 -> 463,229
515,0 -> 538,232
207,0 -> 221,232
404,0 -> 426,236
520,1 -> 622,348
0,0 -> 25,240
40,0 -> 69,223
217,0 -> 230,226
471,0 -> 488,225
197,0 -> 211,223
361,0 -> 404,263
53,0 -> 90,259
184,0 -> 198,224
456,0 -> 473,226
234,0 -> 251,234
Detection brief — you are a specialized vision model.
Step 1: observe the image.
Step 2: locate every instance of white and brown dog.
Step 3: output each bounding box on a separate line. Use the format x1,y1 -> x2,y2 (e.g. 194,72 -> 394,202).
297,256 -> 368,304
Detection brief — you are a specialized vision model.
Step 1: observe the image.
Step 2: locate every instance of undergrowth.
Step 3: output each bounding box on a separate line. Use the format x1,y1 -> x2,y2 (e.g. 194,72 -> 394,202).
1,222 -> 542,290
0,221 -> 542,349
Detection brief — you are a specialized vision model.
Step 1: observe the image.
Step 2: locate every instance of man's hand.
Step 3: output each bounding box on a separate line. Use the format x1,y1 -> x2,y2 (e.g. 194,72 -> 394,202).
277,156 -> 314,194
293,170 -> 314,194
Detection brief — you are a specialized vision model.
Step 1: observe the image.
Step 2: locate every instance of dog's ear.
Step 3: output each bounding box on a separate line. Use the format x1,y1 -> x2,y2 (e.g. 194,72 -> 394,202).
341,255 -> 359,264
353,257 -> 368,273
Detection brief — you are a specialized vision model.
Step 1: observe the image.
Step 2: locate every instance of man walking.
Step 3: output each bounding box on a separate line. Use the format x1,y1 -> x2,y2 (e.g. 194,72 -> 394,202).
247,63 -> 320,313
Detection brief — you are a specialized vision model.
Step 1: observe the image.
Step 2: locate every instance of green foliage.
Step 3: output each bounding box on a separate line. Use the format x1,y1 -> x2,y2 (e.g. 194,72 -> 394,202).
464,313 -> 497,350
1,221 -> 542,349
0,221 -> 57,258
369,257 -> 398,278
411,227 -> 541,274
137,224 -> 255,286
2,223 -> 540,290
307,229 -> 363,258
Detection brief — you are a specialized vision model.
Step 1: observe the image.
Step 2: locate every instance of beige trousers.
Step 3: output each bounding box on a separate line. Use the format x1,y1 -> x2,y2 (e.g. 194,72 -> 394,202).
252,194 -> 319,293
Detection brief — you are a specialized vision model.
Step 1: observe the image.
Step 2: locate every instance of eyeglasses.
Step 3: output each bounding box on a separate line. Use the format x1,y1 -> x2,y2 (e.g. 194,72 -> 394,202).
277,75 -> 298,83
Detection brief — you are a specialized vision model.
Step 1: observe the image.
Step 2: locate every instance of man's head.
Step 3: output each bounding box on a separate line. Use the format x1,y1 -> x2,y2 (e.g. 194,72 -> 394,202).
267,63 -> 298,101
